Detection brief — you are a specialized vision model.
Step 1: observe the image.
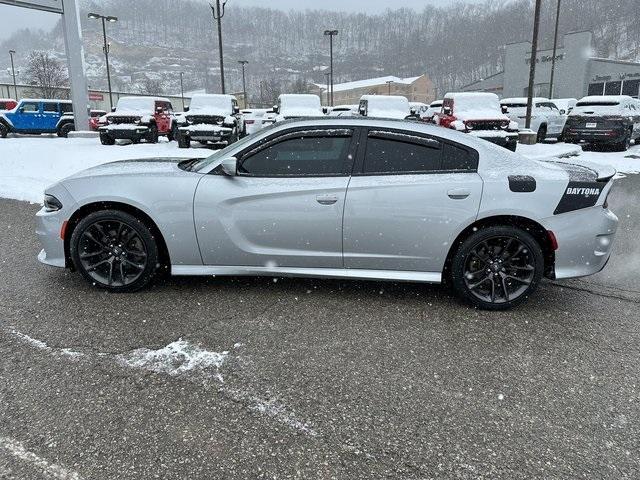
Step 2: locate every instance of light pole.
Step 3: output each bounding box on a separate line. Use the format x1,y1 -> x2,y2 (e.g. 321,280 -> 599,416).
8,50 -> 18,99
525,0 -> 542,131
323,29 -> 338,106
548,0 -> 561,99
179,72 -> 185,110
88,12 -> 118,110
210,0 -> 228,94
324,72 -> 330,106
238,60 -> 248,108
386,80 -> 393,95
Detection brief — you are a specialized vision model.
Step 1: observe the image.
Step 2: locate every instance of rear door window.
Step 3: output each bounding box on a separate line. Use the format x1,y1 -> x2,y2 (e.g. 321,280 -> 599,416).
43,102 -> 58,113
363,130 -> 442,174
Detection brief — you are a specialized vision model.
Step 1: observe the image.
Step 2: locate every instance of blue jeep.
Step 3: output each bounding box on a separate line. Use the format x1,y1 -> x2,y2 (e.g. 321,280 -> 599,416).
0,99 -> 74,138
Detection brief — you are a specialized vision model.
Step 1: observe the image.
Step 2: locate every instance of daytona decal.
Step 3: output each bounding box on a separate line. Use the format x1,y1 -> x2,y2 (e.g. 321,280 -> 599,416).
554,181 -> 605,215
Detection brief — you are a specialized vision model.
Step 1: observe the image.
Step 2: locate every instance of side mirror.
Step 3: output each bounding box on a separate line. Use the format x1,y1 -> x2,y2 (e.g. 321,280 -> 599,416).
18,107 -> 24,113
322,107 -> 328,114
443,106 -> 452,116
501,105 -> 508,114
358,106 -> 366,116
111,107 -> 116,112
233,105 -> 240,114
156,107 -> 163,114
409,107 -> 417,115
184,106 -> 190,112
273,105 -> 279,114
219,156 -> 237,176
559,109 -> 566,115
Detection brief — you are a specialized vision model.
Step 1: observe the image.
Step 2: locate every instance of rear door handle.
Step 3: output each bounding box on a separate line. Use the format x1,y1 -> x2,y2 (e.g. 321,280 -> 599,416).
447,188 -> 471,199
316,194 -> 338,205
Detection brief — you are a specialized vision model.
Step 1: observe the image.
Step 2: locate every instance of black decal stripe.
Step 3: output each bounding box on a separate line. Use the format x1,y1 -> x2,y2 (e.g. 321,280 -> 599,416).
554,181 -> 604,215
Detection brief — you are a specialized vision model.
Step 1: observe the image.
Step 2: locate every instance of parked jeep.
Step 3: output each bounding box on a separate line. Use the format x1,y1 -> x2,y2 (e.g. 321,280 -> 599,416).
99,96 -> 177,145
435,92 -> 519,151
0,98 -> 17,112
273,94 -> 324,122
0,99 -> 73,138
358,95 -> 416,119
175,94 -> 243,148
55,109 -> 108,137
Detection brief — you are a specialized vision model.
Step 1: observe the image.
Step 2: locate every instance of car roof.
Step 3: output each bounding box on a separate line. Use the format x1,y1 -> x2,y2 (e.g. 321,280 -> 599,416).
501,97 -> 549,104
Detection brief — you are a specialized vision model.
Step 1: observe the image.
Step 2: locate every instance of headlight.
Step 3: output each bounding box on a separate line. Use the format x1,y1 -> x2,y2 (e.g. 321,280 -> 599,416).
44,194 -> 62,212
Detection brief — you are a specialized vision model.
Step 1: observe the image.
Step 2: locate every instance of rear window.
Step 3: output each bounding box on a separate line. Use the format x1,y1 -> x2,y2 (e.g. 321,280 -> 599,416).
442,143 -> 478,171
43,102 -> 58,112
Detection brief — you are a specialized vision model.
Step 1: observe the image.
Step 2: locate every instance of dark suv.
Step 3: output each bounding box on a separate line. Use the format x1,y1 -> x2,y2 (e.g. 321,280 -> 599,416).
562,95 -> 640,151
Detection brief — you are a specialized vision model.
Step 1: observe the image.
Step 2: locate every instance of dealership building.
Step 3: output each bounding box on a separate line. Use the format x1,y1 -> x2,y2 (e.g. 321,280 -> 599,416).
462,31 -> 640,100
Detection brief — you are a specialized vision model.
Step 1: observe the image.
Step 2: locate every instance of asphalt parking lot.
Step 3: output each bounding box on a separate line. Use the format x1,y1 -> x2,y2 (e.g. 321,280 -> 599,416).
1,174 -> 639,479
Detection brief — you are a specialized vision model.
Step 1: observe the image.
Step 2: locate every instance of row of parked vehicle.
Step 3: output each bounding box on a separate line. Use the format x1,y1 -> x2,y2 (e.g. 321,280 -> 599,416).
1,90 -> 638,151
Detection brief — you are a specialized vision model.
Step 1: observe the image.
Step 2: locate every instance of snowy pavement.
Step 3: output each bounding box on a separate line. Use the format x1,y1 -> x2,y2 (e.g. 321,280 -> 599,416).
1,182 -> 640,478
0,135 -> 638,204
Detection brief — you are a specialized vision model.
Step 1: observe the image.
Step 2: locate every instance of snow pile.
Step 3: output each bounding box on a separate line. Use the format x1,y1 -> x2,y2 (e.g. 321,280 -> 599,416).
118,339 -> 229,381
516,142 -> 582,160
445,92 -> 508,121
0,136 -> 210,203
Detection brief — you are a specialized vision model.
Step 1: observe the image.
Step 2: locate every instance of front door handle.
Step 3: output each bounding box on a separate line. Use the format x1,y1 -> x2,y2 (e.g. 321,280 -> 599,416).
447,188 -> 471,199
316,194 -> 338,205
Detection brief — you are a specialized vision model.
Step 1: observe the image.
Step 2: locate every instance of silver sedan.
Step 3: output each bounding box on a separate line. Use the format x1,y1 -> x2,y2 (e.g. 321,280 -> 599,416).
37,118 -> 618,309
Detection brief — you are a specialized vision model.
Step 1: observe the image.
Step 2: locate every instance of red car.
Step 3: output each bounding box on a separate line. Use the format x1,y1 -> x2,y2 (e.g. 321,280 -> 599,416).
0,98 -> 18,111
89,109 -> 107,131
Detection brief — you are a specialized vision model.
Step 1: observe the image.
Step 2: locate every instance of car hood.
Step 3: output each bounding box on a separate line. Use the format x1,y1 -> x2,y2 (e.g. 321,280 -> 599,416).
63,157 -> 195,181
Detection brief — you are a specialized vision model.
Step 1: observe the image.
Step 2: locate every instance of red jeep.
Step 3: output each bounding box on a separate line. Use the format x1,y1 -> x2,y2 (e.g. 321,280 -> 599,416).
435,92 -> 519,151
99,96 -> 177,145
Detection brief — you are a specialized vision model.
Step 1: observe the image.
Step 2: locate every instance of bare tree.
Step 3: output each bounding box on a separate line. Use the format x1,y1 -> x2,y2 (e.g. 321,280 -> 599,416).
23,51 -> 69,99
138,77 -> 165,95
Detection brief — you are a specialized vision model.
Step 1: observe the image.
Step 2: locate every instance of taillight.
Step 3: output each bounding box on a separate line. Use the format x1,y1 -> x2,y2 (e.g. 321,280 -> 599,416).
245,119 -> 255,124
547,231 -> 559,251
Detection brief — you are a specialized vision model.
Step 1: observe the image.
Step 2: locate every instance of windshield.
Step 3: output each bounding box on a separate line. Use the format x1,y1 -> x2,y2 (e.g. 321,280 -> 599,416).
190,95 -> 232,112
116,97 -> 154,112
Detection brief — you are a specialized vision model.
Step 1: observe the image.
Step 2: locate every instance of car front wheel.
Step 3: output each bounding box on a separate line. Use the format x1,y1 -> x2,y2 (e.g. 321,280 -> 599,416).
451,226 -> 544,310
100,133 -> 115,145
70,210 -> 160,292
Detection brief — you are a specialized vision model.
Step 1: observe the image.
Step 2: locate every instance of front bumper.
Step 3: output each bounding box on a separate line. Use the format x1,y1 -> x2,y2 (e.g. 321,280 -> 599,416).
178,125 -> 233,142
542,206 -> 618,279
468,130 -> 519,148
35,185 -> 76,269
99,125 -> 149,140
562,127 -> 626,144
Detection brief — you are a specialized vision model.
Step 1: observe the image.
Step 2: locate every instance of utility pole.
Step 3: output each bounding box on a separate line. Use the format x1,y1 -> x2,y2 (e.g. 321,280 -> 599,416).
323,30 -> 338,106
525,0 -> 542,130
210,0 -> 228,94
386,80 -> 393,95
88,13 -> 118,110
179,72 -> 185,110
548,0 -> 561,99
238,60 -> 248,108
8,50 -> 18,99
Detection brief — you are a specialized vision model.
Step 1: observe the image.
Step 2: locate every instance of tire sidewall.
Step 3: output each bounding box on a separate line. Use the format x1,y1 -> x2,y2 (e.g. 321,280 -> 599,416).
70,210 -> 160,292
451,225 -> 544,310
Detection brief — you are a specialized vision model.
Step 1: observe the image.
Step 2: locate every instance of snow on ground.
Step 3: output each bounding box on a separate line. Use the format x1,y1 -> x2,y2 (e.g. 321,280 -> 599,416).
0,136 -> 212,203
0,135 -> 638,204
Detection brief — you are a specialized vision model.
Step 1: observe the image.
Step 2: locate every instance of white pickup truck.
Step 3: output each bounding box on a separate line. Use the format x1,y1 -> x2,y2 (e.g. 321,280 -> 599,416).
500,97 -> 567,142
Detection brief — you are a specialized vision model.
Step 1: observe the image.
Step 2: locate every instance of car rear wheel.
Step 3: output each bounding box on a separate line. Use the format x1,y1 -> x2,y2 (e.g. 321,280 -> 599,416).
70,210 -> 160,292
537,124 -> 547,143
612,130 -> 632,152
451,226 -> 544,310
58,123 -> 74,138
100,133 -> 115,145
167,123 -> 177,141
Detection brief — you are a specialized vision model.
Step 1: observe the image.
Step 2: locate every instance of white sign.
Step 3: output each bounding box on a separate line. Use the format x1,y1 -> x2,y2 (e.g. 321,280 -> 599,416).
0,0 -> 63,14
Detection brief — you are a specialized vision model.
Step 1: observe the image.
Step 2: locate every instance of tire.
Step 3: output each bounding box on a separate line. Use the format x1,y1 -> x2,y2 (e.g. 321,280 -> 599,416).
100,133 -> 115,145
450,225 -> 544,310
146,124 -> 159,144
177,133 -> 190,149
612,130 -> 632,152
58,123 -> 75,138
537,124 -> 547,143
70,209 -> 160,292
167,123 -> 177,141
506,141 -> 517,152
0,123 -> 8,138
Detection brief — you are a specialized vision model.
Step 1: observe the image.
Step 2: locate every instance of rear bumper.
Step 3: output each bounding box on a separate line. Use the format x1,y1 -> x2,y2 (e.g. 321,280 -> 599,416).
562,127 -> 626,144
542,206 -> 618,279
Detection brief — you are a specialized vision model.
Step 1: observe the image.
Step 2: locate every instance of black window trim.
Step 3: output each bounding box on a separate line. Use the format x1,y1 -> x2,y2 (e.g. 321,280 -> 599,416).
352,126 -> 479,176
232,126 -> 359,178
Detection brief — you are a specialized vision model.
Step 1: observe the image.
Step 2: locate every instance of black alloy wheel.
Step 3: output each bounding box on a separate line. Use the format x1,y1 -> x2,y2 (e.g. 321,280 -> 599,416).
452,226 -> 544,310
70,210 -> 160,292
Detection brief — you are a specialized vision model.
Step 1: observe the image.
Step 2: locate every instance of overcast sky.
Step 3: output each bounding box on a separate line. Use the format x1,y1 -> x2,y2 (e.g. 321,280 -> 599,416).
0,0 -> 478,41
